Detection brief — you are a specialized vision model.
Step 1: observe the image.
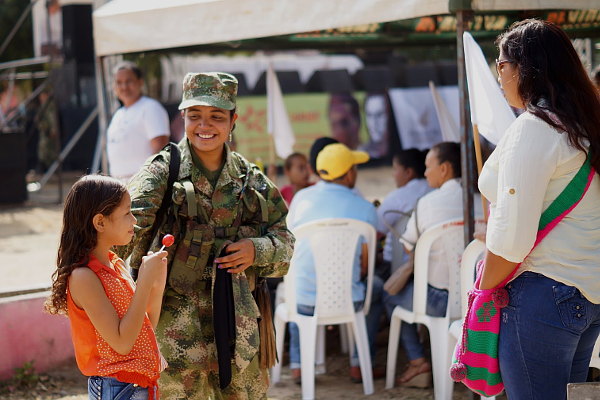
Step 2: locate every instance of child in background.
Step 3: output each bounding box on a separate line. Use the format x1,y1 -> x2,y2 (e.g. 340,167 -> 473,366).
45,175 -> 167,400
279,152 -> 311,205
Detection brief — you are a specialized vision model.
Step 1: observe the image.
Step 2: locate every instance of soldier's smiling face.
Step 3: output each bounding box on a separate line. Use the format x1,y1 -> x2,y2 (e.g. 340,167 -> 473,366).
183,105 -> 237,158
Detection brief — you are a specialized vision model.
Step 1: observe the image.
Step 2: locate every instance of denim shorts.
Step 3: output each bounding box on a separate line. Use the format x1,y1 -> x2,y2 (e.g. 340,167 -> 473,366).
88,376 -> 149,400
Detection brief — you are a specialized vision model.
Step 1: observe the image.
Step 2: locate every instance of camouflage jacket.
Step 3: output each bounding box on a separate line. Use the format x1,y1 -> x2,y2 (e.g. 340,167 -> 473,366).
116,141 -> 294,371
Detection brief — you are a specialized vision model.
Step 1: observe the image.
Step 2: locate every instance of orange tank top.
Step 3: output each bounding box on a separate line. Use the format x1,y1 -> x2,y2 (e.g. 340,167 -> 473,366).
66,252 -> 161,393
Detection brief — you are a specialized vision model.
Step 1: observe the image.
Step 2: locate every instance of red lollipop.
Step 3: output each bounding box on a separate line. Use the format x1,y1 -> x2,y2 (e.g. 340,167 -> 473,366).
159,234 -> 175,252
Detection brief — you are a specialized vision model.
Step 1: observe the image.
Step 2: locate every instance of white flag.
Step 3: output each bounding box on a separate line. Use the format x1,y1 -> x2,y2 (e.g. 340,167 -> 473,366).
267,64 -> 295,159
429,81 -> 460,143
463,31 -> 515,145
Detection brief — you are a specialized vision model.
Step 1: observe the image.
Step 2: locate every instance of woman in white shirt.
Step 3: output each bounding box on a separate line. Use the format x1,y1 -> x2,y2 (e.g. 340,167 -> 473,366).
479,19 -> 600,400
384,142 -> 483,387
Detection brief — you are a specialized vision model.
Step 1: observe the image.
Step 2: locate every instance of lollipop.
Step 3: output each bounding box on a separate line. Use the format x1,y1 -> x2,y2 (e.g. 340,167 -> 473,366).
159,234 -> 175,252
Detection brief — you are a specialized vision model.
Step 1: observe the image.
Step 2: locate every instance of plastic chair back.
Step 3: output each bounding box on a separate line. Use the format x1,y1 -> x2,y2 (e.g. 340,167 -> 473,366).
289,218 -> 377,321
460,239 -> 486,314
412,219 -> 465,320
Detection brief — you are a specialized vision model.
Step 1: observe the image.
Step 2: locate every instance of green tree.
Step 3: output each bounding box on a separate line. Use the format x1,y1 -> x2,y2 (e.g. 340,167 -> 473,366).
0,0 -> 34,63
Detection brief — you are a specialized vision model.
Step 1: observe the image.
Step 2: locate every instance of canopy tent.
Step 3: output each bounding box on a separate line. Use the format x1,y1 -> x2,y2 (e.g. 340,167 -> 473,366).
91,0 -> 600,242
92,0 -> 599,56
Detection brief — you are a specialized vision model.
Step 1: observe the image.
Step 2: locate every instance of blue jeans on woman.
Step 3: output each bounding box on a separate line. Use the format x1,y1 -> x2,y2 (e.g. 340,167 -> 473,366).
499,271 -> 600,400
88,376 -> 151,400
382,279 -> 448,361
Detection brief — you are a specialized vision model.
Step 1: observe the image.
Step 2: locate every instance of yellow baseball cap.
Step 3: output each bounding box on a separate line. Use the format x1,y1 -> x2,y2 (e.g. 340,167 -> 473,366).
316,143 -> 369,180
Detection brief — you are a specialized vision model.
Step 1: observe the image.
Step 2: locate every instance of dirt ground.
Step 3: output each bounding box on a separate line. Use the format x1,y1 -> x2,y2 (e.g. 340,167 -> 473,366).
0,168 -> 483,399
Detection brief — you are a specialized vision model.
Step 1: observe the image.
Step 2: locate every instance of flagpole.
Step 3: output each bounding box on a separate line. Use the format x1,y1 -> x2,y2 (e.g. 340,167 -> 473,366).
472,123 -> 489,221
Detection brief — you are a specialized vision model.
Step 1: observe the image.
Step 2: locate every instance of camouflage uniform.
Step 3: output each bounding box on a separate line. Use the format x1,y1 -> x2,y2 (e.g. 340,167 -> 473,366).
117,139 -> 294,400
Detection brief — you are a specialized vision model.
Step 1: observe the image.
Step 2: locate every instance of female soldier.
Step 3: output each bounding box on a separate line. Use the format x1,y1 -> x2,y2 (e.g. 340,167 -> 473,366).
118,72 -> 294,399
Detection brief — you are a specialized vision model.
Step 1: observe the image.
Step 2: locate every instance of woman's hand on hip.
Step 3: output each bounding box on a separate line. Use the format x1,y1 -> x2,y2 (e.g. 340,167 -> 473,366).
215,239 -> 256,274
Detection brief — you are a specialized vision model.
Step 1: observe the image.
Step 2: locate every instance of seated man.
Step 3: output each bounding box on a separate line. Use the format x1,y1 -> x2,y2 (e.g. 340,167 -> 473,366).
287,143 -> 383,383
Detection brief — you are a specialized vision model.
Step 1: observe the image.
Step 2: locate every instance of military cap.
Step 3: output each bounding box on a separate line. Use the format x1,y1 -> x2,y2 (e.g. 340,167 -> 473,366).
178,72 -> 238,111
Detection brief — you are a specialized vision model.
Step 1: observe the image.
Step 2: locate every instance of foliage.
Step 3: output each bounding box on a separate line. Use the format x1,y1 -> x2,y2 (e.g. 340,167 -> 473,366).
0,0 -> 34,63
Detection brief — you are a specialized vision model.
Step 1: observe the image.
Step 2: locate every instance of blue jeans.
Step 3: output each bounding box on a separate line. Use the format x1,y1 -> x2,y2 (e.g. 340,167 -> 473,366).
499,271 -> 600,400
289,275 -> 385,369
88,376 -> 151,400
383,279 -> 448,361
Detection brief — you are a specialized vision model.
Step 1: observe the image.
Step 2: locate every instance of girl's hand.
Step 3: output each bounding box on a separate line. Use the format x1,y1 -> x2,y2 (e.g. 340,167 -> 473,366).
138,250 -> 168,287
214,239 -> 256,274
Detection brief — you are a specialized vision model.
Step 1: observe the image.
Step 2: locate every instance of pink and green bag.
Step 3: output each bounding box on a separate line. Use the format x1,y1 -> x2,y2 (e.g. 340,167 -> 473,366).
450,155 -> 595,397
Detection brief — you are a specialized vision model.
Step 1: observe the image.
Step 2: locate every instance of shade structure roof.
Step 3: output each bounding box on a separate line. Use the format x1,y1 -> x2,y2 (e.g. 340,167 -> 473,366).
92,0 -> 600,56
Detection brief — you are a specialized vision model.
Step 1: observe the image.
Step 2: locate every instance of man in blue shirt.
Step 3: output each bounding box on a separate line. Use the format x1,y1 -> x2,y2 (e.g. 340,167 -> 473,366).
287,143 -> 383,383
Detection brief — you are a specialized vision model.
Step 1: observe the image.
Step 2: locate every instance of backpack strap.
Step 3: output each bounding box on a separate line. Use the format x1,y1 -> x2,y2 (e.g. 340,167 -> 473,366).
132,142 -> 180,280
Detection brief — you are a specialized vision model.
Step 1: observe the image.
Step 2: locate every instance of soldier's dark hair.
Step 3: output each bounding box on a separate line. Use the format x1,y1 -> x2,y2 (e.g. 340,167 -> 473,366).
393,148 -> 427,178
45,175 -> 128,315
431,142 -> 461,178
113,61 -> 142,79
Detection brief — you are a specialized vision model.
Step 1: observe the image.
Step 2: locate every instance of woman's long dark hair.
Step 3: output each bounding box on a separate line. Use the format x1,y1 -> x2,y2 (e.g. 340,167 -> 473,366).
45,175 -> 127,315
497,19 -> 600,173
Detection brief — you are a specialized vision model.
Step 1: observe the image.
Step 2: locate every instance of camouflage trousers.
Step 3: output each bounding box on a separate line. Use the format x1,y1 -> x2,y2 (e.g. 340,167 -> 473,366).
156,288 -> 269,400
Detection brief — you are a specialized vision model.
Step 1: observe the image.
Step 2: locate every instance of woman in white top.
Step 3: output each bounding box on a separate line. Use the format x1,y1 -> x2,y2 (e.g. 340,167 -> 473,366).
384,142 -> 483,387
479,19 -> 600,400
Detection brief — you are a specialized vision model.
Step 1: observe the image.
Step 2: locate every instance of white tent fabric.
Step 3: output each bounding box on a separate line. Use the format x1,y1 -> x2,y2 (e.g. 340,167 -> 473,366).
93,0 -> 450,56
93,0 -> 599,56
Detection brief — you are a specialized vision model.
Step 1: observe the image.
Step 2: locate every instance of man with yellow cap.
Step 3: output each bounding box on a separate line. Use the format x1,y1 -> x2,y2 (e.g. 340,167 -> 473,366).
286,143 -> 383,383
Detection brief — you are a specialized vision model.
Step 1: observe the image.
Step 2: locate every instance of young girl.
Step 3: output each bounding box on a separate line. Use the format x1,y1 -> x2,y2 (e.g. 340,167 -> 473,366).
280,152 -> 311,205
45,175 -> 167,399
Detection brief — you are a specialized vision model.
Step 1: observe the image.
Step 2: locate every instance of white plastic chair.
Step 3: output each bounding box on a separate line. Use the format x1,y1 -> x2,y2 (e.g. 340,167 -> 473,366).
272,218 -> 376,399
447,239 -> 496,400
385,219 -> 465,399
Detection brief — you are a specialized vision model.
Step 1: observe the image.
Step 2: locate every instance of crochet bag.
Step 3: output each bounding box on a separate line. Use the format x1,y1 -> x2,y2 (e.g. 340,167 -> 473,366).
450,155 -> 594,397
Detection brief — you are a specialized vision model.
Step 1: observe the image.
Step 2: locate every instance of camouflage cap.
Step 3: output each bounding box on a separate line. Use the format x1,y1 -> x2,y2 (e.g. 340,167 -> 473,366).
178,72 -> 238,111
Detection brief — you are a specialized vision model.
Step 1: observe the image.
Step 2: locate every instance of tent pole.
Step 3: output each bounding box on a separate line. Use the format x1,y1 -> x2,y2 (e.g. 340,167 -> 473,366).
456,9 -> 475,247
92,55 -> 109,174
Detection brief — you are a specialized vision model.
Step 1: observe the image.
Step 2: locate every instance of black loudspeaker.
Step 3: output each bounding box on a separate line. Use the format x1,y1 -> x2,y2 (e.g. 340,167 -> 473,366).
252,71 -> 304,95
353,67 -> 393,91
59,106 -> 99,170
0,130 -> 28,204
61,5 -> 94,65
437,61 -> 458,86
306,69 -> 354,93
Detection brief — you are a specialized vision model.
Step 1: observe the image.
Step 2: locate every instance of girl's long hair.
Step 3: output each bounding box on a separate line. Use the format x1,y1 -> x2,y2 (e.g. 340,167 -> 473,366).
497,19 -> 600,173
45,175 -> 127,315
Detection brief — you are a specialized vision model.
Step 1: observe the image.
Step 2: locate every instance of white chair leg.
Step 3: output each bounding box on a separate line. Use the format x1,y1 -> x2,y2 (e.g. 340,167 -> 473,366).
430,327 -> 452,400
352,314 -> 374,395
298,316 -> 318,400
346,323 -> 355,357
271,313 -> 287,383
340,323 -> 349,354
315,325 -> 326,374
386,311 -> 402,389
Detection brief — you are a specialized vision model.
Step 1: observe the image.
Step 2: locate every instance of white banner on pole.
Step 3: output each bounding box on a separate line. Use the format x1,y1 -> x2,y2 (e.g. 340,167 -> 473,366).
267,64 -> 295,159
463,31 -> 515,145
